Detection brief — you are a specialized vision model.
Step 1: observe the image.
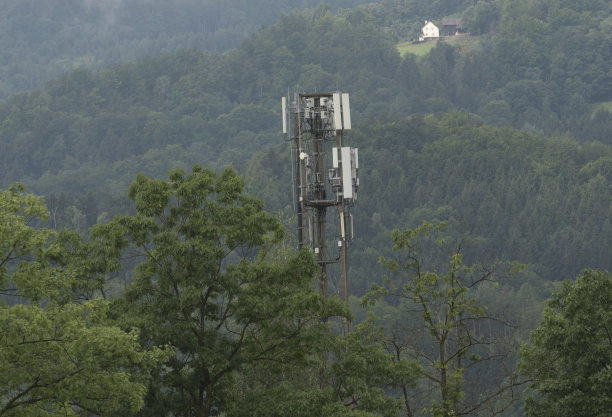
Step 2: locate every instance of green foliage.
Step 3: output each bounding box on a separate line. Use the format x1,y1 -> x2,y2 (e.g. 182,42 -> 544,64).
2,2 -> 612,412
327,315 -> 419,417
349,113 -> 612,295
0,184 -> 166,416
0,0 -> 373,100
0,301 -> 164,416
0,184 -> 52,295
2,1 -> 612,201
365,221 -> 523,417
97,166 -> 348,417
397,37 -> 477,58
519,269 -> 612,417
227,311 -> 417,417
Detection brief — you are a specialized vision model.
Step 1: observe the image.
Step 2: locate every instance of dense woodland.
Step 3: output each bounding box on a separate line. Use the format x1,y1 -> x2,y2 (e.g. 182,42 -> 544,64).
0,0 -> 371,100
1,0 -> 612,416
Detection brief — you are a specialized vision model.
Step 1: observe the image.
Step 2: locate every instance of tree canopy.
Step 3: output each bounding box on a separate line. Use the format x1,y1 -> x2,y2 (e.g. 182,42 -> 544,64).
519,269 -> 612,417
0,0 -> 372,100
363,221 -> 523,417
2,1 -> 612,415
0,184 -> 166,416
94,166 -> 353,416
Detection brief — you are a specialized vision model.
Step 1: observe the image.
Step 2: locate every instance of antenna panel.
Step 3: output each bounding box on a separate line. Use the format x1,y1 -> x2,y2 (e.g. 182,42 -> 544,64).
282,97 -> 287,134
332,147 -> 339,168
341,147 -> 353,200
341,93 -> 351,130
333,92 -> 342,130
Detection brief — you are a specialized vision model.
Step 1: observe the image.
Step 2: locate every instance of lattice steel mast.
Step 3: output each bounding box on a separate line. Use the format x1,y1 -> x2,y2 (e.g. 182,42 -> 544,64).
282,92 -> 358,334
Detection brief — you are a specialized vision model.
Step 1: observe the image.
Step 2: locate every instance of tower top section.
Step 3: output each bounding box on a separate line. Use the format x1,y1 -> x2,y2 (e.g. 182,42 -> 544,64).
282,92 -> 352,136
282,91 -> 358,206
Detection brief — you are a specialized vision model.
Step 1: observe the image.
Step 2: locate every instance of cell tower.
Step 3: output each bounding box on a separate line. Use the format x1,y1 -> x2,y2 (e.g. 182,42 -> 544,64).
282,92 -> 358,334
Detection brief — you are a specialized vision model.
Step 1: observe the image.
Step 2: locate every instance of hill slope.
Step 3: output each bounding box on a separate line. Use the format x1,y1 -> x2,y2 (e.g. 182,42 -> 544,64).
0,0 -> 371,100
0,3 -> 611,292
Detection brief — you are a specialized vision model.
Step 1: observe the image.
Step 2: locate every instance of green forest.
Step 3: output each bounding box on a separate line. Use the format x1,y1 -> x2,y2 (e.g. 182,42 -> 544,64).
0,0 -> 372,100
1,0 -> 611,416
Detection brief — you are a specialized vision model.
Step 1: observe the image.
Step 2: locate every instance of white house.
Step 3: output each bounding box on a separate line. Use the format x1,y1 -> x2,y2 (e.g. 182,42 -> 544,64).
419,20 -> 439,41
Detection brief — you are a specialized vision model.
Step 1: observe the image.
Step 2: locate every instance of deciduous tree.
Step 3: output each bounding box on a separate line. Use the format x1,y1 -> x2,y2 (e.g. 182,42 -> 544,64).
97,166 -> 346,417
364,221 -> 523,417
519,269 -> 612,417
0,184 -> 166,416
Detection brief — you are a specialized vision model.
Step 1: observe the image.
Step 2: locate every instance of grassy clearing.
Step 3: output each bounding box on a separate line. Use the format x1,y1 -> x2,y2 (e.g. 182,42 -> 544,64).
592,101 -> 612,115
397,36 -> 478,58
397,40 -> 437,57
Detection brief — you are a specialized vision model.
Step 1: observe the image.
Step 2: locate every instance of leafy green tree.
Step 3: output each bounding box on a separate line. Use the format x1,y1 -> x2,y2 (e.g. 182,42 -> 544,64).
519,269 -> 612,417
327,315 -> 420,417
228,313 -> 417,417
97,166 -> 346,417
364,221 -> 523,417
0,184 -> 166,416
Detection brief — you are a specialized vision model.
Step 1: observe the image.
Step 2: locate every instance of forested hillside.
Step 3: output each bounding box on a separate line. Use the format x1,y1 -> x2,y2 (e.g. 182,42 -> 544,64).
0,6 -> 401,190
378,0 -> 612,135
1,1 -> 611,289
2,1 -> 612,416
0,0 -> 370,100
3,0 -> 611,134
249,113 -> 612,293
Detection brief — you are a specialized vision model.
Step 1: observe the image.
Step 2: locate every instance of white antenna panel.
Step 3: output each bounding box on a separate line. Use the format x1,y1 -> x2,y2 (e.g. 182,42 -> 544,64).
333,92 -> 342,130
341,147 -> 353,200
282,97 -> 287,134
333,147 -> 339,168
341,93 -> 351,130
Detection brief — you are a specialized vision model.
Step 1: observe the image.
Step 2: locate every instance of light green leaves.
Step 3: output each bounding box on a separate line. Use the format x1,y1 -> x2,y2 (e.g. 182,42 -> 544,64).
0,300 -> 168,416
0,183 -> 167,416
519,269 -> 612,417
0,184 -> 52,293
